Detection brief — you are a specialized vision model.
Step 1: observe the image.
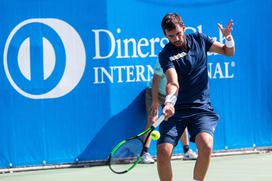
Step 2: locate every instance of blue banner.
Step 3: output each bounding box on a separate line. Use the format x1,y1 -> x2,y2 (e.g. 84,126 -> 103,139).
0,0 -> 272,168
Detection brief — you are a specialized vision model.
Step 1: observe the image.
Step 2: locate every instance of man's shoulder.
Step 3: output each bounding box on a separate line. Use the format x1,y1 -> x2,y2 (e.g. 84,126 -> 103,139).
159,43 -> 172,57
187,32 -> 212,48
188,32 -> 211,41
187,32 -> 202,41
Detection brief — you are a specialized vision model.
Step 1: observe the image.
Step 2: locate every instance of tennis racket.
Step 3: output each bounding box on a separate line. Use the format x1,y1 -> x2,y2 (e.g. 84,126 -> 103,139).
108,115 -> 165,174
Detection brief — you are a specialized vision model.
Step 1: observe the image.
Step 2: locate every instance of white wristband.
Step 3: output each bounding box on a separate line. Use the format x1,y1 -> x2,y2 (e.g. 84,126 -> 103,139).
225,38 -> 235,48
165,94 -> 177,106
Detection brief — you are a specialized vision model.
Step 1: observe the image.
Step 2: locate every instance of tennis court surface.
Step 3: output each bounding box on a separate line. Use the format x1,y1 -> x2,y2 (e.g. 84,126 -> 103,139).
1,153 -> 271,181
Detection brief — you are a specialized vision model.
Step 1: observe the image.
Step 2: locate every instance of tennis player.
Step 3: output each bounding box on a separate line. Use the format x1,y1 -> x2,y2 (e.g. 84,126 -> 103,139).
157,13 -> 235,181
142,60 -> 197,164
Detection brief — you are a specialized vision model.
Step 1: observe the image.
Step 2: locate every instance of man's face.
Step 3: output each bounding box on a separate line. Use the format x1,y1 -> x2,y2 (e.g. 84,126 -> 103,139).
165,24 -> 185,47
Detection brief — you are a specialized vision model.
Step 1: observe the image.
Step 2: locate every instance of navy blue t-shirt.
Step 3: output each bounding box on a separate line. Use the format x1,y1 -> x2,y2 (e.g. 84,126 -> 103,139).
159,32 -> 214,111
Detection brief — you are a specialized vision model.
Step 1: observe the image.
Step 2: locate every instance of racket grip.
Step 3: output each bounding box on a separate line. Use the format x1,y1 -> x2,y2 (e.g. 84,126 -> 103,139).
152,115 -> 165,128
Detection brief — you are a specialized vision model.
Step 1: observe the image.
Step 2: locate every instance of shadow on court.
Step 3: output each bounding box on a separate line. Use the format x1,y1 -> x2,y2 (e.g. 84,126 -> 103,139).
78,90 -> 146,162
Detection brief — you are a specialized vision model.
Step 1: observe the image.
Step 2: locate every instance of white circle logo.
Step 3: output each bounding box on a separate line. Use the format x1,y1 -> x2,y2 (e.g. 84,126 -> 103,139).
4,18 -> 86,99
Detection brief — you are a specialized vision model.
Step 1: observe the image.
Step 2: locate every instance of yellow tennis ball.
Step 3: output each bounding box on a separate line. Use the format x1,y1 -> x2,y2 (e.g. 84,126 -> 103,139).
151,130 -> 160,140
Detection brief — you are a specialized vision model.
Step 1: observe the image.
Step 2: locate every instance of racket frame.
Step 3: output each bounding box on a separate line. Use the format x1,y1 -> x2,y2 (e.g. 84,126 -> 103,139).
108,115 -> 164,174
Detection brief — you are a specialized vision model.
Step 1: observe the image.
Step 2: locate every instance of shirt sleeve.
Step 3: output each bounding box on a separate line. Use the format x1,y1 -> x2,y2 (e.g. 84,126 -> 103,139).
199,33 -> 215,52
159,51 -> 175,73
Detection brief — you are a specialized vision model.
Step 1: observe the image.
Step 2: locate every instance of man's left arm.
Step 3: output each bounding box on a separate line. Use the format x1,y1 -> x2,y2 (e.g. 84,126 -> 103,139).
209,19 -> 235,56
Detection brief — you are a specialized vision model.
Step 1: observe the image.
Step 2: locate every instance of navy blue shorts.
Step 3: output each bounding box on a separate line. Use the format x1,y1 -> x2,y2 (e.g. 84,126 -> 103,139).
157,111 -> 219,146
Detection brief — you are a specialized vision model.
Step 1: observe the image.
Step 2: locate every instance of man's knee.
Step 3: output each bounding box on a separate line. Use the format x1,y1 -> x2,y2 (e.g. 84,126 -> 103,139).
196,132 -> 213,155
157,143 -> 173,159
200,142 -> 213,156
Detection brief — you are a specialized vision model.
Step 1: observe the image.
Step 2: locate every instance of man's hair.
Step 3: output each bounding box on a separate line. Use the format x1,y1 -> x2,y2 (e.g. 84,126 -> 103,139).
161,13 -> 184,35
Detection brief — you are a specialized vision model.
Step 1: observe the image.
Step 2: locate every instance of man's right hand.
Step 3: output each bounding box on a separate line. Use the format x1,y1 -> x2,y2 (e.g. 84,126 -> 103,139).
162,102 -> 175,120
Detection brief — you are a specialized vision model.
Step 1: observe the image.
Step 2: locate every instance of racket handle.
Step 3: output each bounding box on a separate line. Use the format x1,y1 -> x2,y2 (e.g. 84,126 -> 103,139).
152,115 -> 165,128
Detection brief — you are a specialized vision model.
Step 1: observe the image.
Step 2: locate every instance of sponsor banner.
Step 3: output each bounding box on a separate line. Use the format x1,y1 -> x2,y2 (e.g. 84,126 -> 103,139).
0,0 -> 271,168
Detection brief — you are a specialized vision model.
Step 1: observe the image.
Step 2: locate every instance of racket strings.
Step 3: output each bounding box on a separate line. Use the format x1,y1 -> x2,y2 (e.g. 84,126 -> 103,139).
109,138 -> 143,173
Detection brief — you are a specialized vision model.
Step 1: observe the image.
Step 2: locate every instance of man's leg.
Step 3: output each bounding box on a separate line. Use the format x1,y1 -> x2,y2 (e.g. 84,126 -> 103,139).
180,128 -> 197,160
142,88 -> 155,163
193,132 -> 214,181
141,121 -> 155,163
157,143 -> 174,181
180,128 -> 189,146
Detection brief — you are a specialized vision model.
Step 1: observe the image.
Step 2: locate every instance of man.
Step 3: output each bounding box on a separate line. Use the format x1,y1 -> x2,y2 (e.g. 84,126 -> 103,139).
142,60 -> 197,164
157,13 -> 235,181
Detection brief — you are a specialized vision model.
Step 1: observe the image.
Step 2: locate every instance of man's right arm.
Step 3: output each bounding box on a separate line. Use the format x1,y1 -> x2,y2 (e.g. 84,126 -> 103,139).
162,68 -> 179,119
